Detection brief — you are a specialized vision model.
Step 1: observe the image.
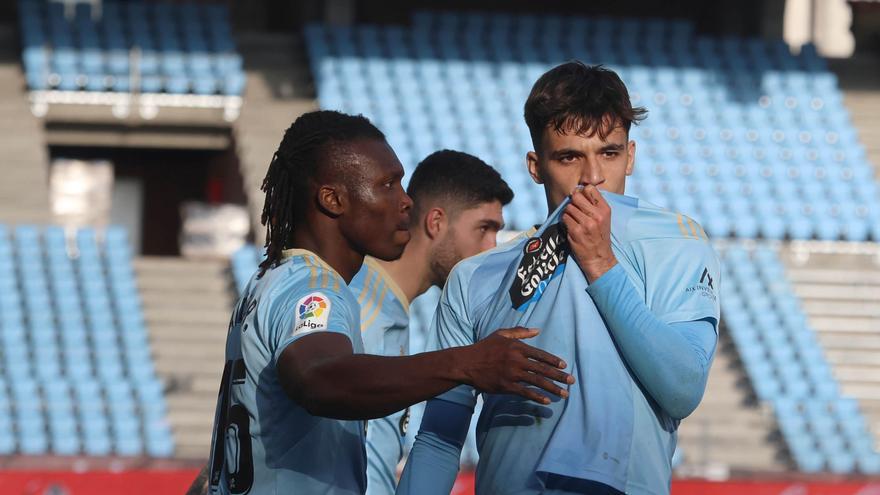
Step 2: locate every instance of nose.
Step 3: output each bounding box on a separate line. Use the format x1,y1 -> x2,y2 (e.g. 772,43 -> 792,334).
579,157 -> 605,187
401,191 -> 413,213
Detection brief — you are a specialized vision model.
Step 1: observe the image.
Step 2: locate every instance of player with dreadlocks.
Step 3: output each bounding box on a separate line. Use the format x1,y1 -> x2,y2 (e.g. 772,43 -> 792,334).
199,110 -> 573,495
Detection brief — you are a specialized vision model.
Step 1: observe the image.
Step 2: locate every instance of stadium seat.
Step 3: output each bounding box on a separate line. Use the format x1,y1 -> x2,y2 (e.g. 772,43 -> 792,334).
18,0 -> 245,96
301,12 -> 880,236
0,224 -> 172,458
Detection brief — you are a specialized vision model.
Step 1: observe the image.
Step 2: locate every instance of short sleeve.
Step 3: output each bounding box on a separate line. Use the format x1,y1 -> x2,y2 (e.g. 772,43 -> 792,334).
426,263 -> 479,409
634,238 -> 721,330
271,286 -> 358,363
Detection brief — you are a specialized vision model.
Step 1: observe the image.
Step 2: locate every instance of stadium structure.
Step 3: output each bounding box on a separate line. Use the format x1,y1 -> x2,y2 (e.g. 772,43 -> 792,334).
0,0 -> 880,493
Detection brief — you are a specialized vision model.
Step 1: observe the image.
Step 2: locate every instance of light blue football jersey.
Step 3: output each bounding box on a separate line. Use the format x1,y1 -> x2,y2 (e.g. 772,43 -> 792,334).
208,248 -> 367,495
427,191 -> 721,495
349,257 -> 412,495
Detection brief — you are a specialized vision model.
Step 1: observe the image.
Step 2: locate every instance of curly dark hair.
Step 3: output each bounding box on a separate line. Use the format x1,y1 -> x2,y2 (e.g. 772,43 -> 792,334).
258,110 -> 385,276
524,61 -> 647,150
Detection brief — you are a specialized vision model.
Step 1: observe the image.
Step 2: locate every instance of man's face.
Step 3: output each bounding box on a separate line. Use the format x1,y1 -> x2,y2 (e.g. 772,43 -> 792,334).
526,122 -> 635,212
430,200 -> 505,286
339,140 -> 413,261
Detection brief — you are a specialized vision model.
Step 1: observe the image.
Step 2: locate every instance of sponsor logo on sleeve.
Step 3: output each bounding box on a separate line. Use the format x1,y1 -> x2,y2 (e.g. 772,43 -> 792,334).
509,224 -> 569,311
292,293 -> 331,336
685,267 -> 717,301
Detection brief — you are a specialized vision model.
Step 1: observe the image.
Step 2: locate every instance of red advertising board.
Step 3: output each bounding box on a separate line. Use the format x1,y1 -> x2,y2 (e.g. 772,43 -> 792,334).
2,470 -> 880,495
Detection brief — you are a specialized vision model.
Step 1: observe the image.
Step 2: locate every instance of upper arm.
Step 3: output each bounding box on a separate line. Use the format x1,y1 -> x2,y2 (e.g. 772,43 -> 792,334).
427,264 -> 477,351
426,264 -> 479,409
276,332 -> 355,404
271,286 -> 359,401
636,238 -> 721,330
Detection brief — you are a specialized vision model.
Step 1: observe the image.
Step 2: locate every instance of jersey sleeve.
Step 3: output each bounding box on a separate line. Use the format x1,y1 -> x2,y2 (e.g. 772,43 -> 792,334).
632,237 -> 721,330
425,262 -> 479,409
271,276 -> 358,363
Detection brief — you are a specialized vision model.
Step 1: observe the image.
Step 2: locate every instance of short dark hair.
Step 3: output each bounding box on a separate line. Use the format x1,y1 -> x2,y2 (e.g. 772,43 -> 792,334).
406,150 -> 513,222
259,110 -> 386,275
524,61 -> 647,150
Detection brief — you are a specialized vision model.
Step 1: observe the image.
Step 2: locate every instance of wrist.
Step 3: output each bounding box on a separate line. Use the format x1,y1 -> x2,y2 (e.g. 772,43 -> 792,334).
579,256 -> 618,283
444,346 -> 473,386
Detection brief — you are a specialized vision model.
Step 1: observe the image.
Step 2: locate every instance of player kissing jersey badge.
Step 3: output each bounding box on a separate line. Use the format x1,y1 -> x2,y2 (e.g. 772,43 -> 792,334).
509,223 -> 569,311
293,292 -> 331,336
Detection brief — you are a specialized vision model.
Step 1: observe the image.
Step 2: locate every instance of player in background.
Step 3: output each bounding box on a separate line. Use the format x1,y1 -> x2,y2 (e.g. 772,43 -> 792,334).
398,62 -> 720,495
204,110 -> 574,495
350,150 -> 514,495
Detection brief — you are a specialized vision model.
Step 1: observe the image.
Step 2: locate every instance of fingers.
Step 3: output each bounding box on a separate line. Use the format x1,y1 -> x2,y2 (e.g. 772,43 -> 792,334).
521,343 -> 568,369
518,371 -> 570,399
582,184 -> 603,206
508,383 -> 552,405
495,327 -> 540,340
525,359 -> 576,386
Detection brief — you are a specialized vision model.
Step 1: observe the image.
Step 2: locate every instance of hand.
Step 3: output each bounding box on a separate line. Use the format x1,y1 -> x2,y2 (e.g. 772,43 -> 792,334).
562,185 -> 618,282
461,327 -> 574,405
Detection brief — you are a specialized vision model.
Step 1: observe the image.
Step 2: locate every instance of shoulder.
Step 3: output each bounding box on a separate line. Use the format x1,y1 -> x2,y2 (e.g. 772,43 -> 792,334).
447,231 -> 529,299
625,199 -> 711,244
260,256 -> 357,318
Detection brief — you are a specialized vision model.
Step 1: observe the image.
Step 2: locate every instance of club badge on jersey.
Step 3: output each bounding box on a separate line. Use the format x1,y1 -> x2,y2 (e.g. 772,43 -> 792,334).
509,223 -> 569,311
293,292 -> 331,336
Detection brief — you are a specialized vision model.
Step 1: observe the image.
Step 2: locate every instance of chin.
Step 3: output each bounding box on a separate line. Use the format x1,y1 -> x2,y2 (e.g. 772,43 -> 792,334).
370,231 -> 409,262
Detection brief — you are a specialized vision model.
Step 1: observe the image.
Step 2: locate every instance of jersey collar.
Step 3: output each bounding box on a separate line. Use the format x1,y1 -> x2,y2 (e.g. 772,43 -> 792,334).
280,248 -> 343,279
363,256 -> 410,312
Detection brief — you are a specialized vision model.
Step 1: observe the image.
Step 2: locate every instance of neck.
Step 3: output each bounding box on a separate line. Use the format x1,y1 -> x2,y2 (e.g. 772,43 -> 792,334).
288,216 -> 363,283
376,234 -> 433,303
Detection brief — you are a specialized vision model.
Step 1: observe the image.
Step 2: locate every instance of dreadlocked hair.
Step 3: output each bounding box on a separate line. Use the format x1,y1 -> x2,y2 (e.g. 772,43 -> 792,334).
258,110 -> 385,277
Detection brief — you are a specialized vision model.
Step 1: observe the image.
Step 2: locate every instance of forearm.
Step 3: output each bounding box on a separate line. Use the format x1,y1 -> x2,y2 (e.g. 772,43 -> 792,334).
293,348 -> 471,420
587,264 -> 716,419
397,431 -> 462,495
396,399 -> 471,495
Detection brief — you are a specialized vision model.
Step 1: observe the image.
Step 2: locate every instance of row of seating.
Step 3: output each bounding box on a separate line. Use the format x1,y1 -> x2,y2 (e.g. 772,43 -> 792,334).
720,244 -> 880,474
0,225 -> 173,457
19,0 -> 245,95
303,12 -> 880,240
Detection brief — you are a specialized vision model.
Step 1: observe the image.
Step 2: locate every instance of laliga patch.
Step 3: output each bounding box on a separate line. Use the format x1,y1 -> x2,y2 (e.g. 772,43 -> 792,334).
292,292 -> 331,336
509,224 -> 568,311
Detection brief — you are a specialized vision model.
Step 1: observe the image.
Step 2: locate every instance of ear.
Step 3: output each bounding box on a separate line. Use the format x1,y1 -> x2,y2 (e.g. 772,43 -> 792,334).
625,140 -> 636,177
526,151 -> 544,185
423,207 -> 446,240
316,183 -> 345,217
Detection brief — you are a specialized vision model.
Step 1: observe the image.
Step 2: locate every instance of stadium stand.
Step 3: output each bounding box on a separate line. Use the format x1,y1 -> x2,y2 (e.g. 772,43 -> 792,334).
784,243 -> 880,439
0,25 -> 50,225
0,224 -> 173,457
232,32 -> 317,238
722,242 -> 880,474
133,256 -> 231,459
288,11 -> 880,474
303,12 -> 880,242
17,0 -> 245,96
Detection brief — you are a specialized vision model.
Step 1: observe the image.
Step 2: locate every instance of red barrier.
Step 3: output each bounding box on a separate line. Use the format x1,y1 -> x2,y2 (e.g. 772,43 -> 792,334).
0,470 -> 201,495
2,470 -> 880,495
673,479 -> 880,495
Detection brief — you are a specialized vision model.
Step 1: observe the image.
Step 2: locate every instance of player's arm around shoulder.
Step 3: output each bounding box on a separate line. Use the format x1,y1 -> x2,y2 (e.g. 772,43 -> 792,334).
274,266 -> 574,421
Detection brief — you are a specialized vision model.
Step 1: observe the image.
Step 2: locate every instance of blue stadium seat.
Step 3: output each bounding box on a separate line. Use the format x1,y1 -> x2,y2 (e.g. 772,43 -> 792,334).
0,224 -> 172,458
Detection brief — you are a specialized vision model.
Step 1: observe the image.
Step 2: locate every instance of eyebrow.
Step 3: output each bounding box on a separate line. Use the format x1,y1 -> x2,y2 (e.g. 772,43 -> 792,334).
550,148 -> 585,159
481,219 -> 504,231
600,143 -> 626,152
